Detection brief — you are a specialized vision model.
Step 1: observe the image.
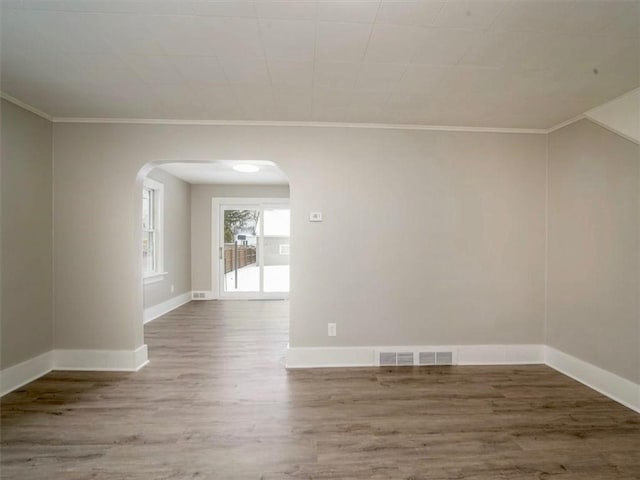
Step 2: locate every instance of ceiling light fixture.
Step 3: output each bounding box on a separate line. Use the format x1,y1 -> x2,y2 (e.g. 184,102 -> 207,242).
233,164 -> 260,173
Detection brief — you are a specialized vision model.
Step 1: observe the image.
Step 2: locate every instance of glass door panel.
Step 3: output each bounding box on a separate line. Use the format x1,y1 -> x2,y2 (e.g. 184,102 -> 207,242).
222,208 -> 260,293
263,208 -> 290,293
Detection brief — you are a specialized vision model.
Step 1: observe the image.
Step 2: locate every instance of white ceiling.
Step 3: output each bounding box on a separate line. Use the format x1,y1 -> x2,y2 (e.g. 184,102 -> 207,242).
1,0 -> 638,129
157,160 -> 289,185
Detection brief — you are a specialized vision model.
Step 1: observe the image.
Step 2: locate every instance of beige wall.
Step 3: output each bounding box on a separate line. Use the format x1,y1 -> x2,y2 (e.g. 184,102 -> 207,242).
190,184 -> 290,294
547,119 -> 640,383
1,100 -> 53,368
143,168 -> 191,309
3,103 -> 636,386
52,123 -> 547,352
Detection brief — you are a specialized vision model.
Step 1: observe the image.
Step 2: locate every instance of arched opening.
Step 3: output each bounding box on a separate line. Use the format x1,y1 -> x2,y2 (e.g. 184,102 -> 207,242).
135,160 -> 291,362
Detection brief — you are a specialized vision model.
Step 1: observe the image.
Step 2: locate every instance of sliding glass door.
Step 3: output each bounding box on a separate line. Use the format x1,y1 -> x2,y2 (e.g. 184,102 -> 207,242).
262,207 -> 290,293
219,201 -> 289,298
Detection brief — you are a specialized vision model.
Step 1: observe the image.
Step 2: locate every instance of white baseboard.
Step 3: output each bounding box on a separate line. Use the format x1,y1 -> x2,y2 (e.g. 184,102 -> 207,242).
0,351 -> 54,396
134,344 -> 150,370
144,291 -> 192,323
545,346 -> 640,414
286,344 -> 545,368
3,342 -> 638,416
1,345 -> 149,396
458,344 -> 545,365
286,343 -> 639,414
54,344 -> 149,372
191,290 -> 215,300
286,346 -> 375,368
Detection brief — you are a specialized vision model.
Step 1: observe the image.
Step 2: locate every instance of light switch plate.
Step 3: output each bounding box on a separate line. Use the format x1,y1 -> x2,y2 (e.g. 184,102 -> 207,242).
328,323 -> 336,336
310,212 -> 323,222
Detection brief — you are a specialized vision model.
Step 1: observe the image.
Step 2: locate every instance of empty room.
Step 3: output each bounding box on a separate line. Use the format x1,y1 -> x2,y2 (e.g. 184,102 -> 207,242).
1,1 -> 639,479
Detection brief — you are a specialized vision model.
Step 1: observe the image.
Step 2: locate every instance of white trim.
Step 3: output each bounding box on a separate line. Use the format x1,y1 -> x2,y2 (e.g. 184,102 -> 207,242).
457,344 -> 545,365
54,345 -> 149,372
0,92 -> 52,121
4,90 -> 637,139
51,116 -> 547,134
0,351 -> 54,396
287,344 -> 639,414
1,346 -> 150,396
2,344 -> 638,414
286,346 -> 375,368
133,345 -> 150,371
286,344 -> 545,369
142,177 -> 165,279
144,291 -> 192,323
143,177 -> 164,191
0,91 -> 549,133
545,346 -> 640,414
143,271 -> 168,284
214,197 -> 293,204
545,114 -> 585,134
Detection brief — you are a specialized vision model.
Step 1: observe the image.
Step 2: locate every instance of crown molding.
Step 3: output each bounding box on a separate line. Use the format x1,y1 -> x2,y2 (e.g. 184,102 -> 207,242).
545,114 -> 586,134
8,89 -> 633,137
50,116 -> 548,134
0,92 -> 52,121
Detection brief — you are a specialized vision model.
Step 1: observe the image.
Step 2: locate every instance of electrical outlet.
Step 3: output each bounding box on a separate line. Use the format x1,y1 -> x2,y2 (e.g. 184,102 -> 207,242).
170,284 -> 175,293
328,323 -> 336,336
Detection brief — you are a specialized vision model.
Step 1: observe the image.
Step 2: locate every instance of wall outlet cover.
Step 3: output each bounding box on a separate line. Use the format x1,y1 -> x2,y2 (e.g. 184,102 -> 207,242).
328,323 -> 336,336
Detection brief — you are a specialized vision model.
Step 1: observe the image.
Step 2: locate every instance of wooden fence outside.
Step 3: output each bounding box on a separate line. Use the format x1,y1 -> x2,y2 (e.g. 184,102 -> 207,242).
224,244 -> 257,274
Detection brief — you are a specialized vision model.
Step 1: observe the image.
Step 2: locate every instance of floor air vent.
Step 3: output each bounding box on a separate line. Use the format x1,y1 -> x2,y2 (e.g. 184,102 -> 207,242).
418,351 -> 453,366
435,351 -> 453,365
418,352 -> 436,365
192,292 -> 207,300
379,352 -> 397,366
396,352 -> 414,366
379,352 -> 415,366
380,350 -> 454,367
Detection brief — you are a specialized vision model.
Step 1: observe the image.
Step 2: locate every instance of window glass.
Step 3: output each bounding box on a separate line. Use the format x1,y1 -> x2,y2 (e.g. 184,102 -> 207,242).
142,183 -> 161,276
142,188 -> 152,230
263,209 -> 290,236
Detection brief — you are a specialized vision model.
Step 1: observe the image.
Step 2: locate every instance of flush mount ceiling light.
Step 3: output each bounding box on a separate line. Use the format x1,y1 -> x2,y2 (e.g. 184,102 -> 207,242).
233,164 -> 260,173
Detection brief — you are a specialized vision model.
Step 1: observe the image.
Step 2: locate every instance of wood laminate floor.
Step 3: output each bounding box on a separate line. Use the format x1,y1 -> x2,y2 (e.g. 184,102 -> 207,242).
1,300 -> 639,479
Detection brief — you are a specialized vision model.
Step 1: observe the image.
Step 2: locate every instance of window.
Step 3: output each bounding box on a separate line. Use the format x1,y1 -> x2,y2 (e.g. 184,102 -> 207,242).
142,178 -> 165,283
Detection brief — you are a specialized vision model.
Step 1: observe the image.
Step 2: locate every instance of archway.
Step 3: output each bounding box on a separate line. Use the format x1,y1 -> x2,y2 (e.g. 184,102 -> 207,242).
136,160 -> 291,364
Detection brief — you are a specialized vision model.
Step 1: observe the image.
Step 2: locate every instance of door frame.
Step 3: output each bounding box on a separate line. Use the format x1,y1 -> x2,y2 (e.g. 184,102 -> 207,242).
212,197 -> 290,300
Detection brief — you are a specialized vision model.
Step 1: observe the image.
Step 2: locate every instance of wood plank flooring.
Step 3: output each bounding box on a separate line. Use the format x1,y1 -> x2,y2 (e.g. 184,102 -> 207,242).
1,300 -> 639,479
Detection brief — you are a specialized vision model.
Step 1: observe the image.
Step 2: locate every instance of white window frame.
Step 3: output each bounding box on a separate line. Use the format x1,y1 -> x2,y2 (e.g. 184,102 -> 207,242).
143,178 -> 167,284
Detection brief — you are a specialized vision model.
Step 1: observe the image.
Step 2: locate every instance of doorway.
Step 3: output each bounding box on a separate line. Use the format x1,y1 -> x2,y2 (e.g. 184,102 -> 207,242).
216,199 -> 290,299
